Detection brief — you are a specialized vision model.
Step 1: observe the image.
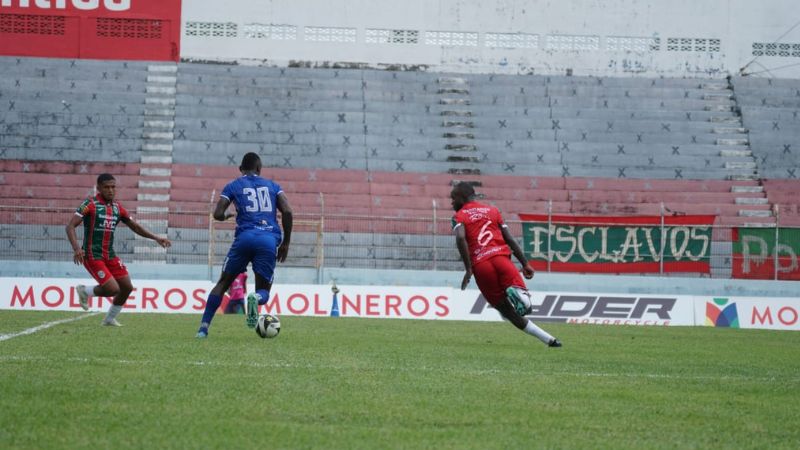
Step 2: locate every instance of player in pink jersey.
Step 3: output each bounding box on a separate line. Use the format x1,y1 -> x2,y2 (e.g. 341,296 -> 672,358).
450,182 -> 561,347
224,272 -> 247,314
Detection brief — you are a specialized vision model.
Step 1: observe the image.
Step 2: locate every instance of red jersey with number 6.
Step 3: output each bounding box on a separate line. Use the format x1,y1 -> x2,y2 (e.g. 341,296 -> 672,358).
452,201 -> 511,265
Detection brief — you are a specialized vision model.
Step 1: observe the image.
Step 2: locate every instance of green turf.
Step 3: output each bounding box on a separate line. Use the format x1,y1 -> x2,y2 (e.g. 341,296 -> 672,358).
0,310 -> 798,449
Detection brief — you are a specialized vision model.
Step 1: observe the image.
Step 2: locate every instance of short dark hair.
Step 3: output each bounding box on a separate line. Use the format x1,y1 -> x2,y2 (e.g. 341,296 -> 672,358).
240,152 -> 261,171
452,181 -> 475,198
96,173 -> 115,185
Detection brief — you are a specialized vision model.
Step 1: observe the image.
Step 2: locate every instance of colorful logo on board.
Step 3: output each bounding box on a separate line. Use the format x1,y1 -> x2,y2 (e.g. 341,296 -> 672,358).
706,298 -> 739,328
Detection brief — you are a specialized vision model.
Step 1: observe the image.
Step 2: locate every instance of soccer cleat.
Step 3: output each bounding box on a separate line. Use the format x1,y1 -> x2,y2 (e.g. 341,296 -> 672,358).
101,318 -> 122,327
245,293 -> 258,328
75,284 -> 89,311
548,338 -> 562,348
505,287 -> 532,316
196,329 -> 208,339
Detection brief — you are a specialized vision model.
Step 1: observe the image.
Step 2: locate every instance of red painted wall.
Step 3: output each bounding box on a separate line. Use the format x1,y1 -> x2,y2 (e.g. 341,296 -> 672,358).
0,1 -> 181,61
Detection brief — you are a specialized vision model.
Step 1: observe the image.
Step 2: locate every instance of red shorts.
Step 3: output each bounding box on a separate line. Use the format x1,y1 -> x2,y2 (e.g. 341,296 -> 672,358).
84,257 -> 129,285
472,255 -> 526,306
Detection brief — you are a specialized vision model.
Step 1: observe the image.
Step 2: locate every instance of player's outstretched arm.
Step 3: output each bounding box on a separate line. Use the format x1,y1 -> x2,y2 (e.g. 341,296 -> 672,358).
65,214 -> 85,265
501,226 -> 534,279
454,225 -> 473,289
276,192 -> 293,263
122,217 -> 171,248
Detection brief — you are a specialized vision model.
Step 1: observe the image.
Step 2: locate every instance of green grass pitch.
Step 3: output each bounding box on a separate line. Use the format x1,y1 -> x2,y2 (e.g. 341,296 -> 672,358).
1,310 -> 798,449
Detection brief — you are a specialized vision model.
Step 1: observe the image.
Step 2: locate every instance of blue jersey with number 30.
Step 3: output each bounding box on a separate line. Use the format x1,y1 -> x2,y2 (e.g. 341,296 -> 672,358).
220,174 -> 283,238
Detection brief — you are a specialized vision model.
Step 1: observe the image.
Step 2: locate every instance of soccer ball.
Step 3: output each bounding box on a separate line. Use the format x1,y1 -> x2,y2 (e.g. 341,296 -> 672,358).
255,314 -> 281,339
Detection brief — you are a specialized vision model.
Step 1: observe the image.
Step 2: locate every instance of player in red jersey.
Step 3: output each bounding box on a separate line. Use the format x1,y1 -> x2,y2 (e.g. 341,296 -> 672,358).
451,182 -> 561,347
65,173 -> 171,326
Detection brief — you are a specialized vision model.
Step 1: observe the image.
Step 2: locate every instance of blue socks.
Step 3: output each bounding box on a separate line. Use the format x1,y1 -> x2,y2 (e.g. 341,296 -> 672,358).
198,294 -> 222,333
256,289 -> 269,305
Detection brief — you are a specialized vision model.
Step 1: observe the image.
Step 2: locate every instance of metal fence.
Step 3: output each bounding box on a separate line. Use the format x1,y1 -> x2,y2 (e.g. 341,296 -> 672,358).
1,204 -> 798,281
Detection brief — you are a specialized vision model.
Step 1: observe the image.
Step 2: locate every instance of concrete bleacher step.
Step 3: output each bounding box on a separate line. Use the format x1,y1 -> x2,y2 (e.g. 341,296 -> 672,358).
724,161 -> 757,169
442,132 -> 475,139
139,180 -> 171,189
445,144 -> 477,151
148,65 -> 177,74
710,116 -> 741,124
438,77 -> 467,85
720,149 -> 752,157
739,209 -> 772,217
440,110 -> 472,117
147,75 -> 177,84
136,206 -> 169,214
140,167 -> 171,177
702,83 -> 729,90
146,86 -> 177,95
438,88 -> 470,95
143,131 -> 173,140
138,193 -> 170,201
704,93 -> 733,100
448,168 -> 481,175
728,173 -> 759,181
712,127 -> 747,134
442,121 -> 474,128
735,197 -> 769,205
705,104 -> 734,112
143,143 -> 172,152
144,120 -> 175,129
446,156 -> 479,162
439,98 -> 470,105
717,138 -> 749,145
145,108 -> 175,117
146,98 -> 175,106
141,155 -> 173,164
731,185 -> 763,193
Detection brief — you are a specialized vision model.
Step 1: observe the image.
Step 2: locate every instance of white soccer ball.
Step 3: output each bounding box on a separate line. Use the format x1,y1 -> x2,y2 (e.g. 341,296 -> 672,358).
255,314 -> 281,339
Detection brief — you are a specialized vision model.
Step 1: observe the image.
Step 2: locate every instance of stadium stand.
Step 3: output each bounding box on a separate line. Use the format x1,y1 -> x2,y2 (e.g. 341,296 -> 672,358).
2,56 -> 800,271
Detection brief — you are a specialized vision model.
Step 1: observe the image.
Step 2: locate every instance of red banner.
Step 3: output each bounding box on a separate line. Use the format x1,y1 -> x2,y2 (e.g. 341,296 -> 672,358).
0,0 -> 181,61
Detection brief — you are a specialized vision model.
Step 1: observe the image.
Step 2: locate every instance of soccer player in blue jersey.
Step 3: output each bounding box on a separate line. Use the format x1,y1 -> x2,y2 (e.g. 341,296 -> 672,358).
196,152 -> 293,338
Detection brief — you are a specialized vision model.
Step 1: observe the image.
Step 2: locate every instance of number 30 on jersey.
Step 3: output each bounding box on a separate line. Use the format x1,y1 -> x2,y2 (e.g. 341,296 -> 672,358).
243,187 -> 273,212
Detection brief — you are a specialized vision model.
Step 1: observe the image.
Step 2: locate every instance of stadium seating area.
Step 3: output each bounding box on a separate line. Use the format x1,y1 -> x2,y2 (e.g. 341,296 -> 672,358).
2,56 -> 799,271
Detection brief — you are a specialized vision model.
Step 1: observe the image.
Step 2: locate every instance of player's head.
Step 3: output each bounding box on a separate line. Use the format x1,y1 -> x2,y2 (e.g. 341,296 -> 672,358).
450,182 -> 476,211
240,152 -> 262,175
96,173 -> 116,201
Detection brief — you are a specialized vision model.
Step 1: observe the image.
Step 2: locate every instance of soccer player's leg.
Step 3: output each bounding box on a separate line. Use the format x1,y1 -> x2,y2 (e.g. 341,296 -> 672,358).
198,240 -> 247,337
248,234 -> 278,327
493,257 -> 533,316
490,257 -> 562,347
79,258 -> 114,311
245,233 -> 278,326
101,275 -> 132,326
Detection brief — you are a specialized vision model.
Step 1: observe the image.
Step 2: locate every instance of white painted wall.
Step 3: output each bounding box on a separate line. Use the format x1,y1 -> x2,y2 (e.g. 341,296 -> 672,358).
180,0 -> 800,78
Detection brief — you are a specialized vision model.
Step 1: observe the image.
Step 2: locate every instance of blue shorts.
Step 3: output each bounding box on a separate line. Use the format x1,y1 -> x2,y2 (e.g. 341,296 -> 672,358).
222,230 -> 280,282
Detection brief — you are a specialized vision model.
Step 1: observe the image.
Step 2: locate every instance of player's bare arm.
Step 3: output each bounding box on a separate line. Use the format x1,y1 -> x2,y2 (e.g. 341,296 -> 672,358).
212,196 -> 236,221
276,192 -> 293,263
65,213 -> 85,265
121,217 -> 171,248
501,225 -> 534,279
454,225 -> 473,289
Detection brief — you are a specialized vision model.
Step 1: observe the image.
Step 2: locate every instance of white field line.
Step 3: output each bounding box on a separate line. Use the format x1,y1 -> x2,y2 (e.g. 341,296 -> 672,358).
0,312 -> 102,342
0,354 -> 797,384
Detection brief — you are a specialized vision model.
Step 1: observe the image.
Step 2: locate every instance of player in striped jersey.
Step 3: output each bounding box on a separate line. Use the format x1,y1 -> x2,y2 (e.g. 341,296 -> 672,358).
66,173 -> 171,326
451,182 -> 561,347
